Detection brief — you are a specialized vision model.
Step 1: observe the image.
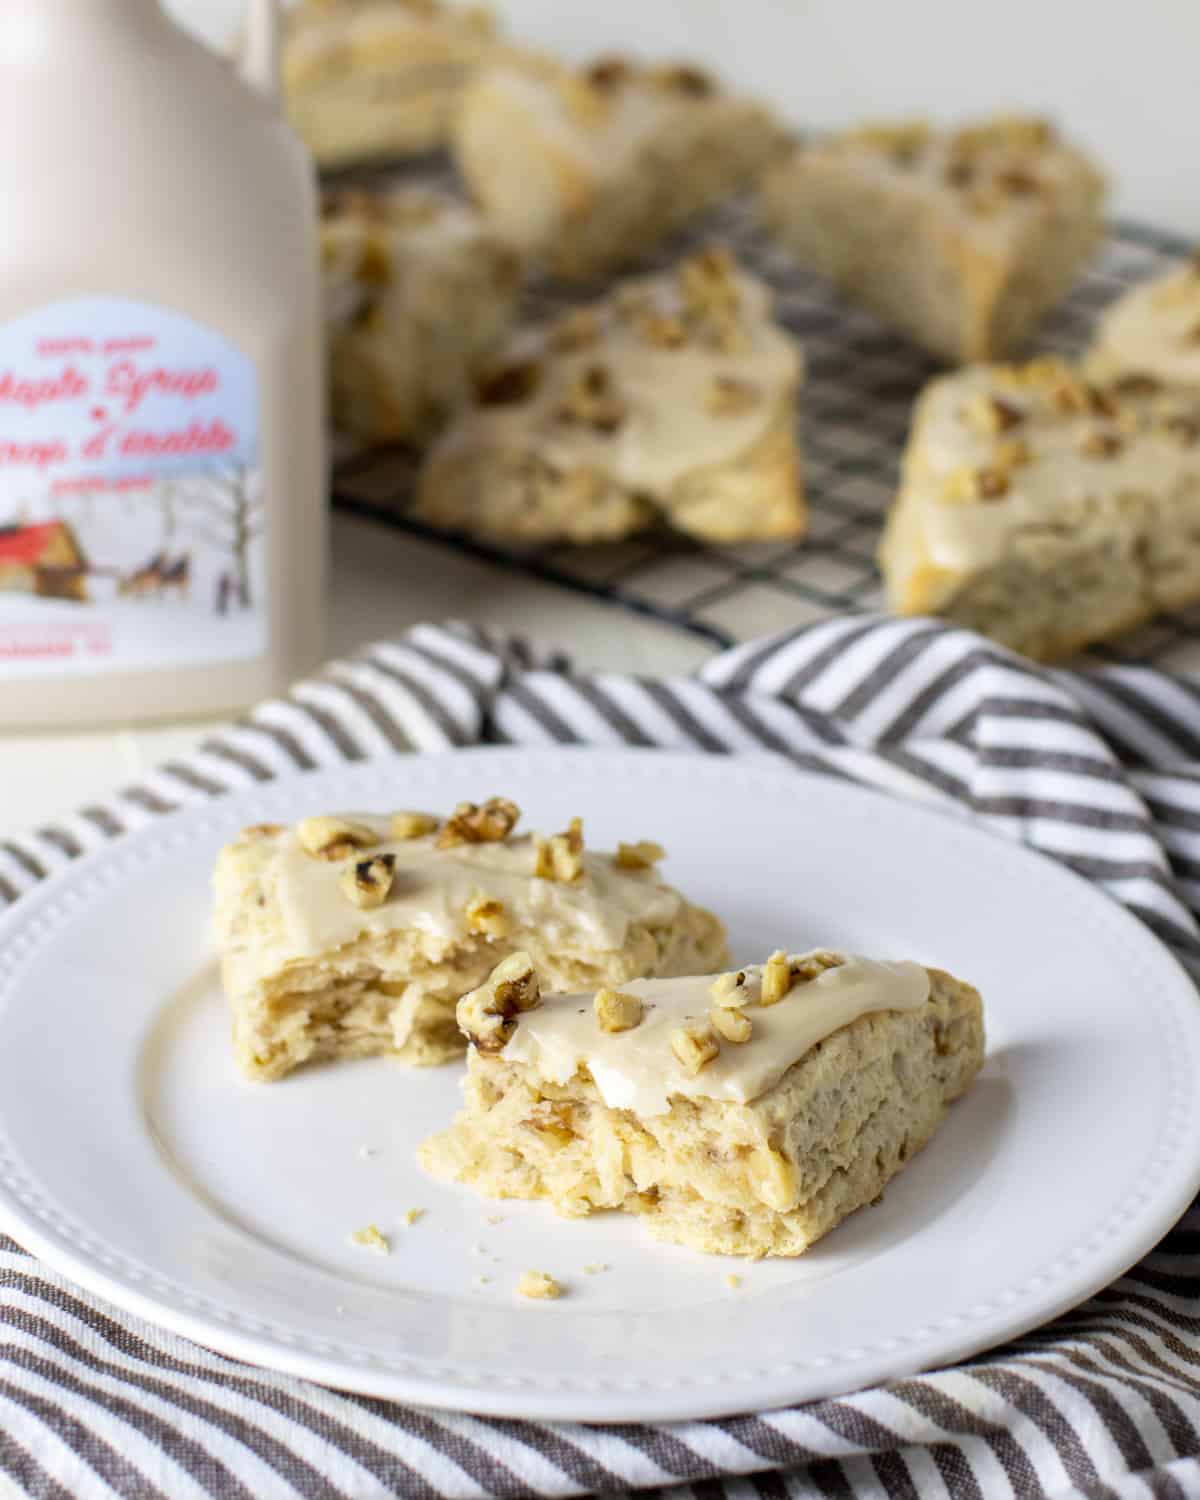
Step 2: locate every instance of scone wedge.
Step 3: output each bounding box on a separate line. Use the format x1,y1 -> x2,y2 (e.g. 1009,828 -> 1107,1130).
321,186 -> 523,445
761,116 -> 1105,363
416,247 -> 806,544
880,356 -> 1200,660
454,53 -> 783,280
213,801 -> 727,1081
1087,251 -> 1200,391
421,949 -> 984,1258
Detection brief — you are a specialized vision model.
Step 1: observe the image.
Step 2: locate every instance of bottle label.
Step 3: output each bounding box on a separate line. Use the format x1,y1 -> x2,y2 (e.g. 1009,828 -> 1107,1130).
0,298 -> 265,678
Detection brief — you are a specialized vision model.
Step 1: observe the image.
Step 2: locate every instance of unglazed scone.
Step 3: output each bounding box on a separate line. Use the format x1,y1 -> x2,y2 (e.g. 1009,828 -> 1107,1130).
879,357 -> 1200,660
416,248 -> 806,544
283,0 -> 500,167
761,116 -> 1106,363
421,950 -> 984,1258
213,802 -> 728,1082
453,54 -> 783,280
1087,252 -> 1200,390
321,186 -> 523,445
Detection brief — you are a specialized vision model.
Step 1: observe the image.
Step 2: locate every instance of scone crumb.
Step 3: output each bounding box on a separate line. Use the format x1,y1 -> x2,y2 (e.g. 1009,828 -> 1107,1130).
466,896 -> 511,937
437,797 -> 521,848
614,840 -> 666,870
759,950 -> 794,1007
534,817 -> 585,883
671,1022 -> 720,1074
457,951 -> 542,1052
711,1004 -> 752,1044
391,810 -> 439,840
297,815 -> 379,861
594,987 -> 644,1033
518,1270 -> 563,1300
726,1273 -> 742,1290
350,1224 -> 390,1254
475,1274 -> 491,1287
583,1262 -> 610,1275
486,1214 -> 504,1225
357,1144 -> 377,1160
402,1208 -> 425,1227
340,853 -> 397,909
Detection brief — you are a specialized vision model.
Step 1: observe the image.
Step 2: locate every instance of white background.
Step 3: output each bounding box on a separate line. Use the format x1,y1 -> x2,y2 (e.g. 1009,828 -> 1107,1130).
174,0 -> 1200,236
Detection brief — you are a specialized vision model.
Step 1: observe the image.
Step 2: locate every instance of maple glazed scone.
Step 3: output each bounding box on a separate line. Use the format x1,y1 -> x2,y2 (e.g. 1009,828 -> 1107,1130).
283,0 -> 501,168
321,187 -> 523,445
760,116 -> 1106,363
879,357 -> 1200,661
421,950 -> 984,1258
453,53 -> 784,280
416,248 -> 806,544
213,801 -> 728,1082
1087,252 -> 1200,391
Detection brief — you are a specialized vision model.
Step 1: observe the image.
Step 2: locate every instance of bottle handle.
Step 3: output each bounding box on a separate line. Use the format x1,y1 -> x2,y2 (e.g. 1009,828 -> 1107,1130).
241,0 -> 281,104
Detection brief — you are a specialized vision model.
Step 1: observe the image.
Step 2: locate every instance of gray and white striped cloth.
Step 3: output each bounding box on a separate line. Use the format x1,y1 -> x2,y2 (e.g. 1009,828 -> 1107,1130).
4,614 -> 1200,1500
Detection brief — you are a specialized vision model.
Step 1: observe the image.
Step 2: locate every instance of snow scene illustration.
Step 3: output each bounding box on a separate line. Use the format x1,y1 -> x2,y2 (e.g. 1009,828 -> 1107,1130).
0,297 -> 268,674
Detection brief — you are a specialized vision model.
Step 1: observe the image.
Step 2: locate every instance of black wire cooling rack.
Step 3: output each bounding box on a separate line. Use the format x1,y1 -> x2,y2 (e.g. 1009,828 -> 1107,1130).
330,165 -> 1196,665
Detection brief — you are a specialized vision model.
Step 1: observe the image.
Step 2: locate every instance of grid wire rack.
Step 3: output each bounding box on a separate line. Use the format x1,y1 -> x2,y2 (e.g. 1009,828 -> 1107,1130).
330,160 -> 1197,666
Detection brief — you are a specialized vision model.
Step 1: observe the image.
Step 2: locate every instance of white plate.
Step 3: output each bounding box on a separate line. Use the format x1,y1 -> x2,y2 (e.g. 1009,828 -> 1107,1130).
1,747 -> 1198,1424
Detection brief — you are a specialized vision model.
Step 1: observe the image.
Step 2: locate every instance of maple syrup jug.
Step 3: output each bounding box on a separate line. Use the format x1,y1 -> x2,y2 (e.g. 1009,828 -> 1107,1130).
0,0 -> 326,728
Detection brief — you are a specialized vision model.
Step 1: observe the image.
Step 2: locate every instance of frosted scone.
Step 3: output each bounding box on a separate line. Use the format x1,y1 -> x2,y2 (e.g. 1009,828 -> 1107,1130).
322,187 -> 523,445
213,801 -> 727,1082
283,0 -> 500,168
416,248 -> 806,544
1087,252 -> 1200,391
453,54 -> 783,280
421,950 -> 984,1258
879,357 -> 1200,660
760,116 -> 1106,363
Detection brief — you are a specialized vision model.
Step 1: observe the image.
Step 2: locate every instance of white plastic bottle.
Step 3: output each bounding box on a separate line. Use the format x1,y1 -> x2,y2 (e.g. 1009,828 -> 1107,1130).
0,0 -> 326,729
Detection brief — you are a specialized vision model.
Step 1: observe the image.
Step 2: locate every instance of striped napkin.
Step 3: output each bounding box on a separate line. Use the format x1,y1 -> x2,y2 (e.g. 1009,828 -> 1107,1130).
3,615 -> 1200,1500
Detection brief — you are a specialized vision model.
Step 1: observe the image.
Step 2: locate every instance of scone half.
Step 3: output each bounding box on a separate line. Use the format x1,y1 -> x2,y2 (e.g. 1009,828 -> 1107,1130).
421,949 -> 984,1258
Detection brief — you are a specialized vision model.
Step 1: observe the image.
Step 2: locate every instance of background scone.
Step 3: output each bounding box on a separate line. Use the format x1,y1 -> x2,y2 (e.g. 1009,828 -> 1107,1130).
322,186 -> 523,445
879,357 -> 1200,661
760,116 -> 1106,363
454,53 -> 783,280
416,247 -> 806,544
421,949 -> 984,1259
1087,252 -> 1200,390
284,0 -> 501,168
213,801 -> 727,1081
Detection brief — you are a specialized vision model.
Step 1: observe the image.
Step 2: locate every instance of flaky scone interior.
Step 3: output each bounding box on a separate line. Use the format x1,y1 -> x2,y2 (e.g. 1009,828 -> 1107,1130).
212,799 -> 727,1081
420,948 -> 984,1258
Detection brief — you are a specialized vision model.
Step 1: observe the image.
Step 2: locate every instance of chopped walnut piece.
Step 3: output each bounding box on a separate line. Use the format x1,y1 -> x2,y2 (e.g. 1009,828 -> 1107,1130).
534,817 -> 585,883
518,1270 -> 563,1300
594,987 -> 644,1033
976,466 -> 1011,500
1079,429 -> 1124,459
391,810 -> 439,840
1111,373 -> 1164,398
585,55 -> 632,90
650,63 -> 715,96
637,310 -> 688,348
466,896 -> 510,938
671,1022 -> 720,1074
679,247 -> 739,318
437,797 -> 521,848
706,376 -> 761,416
340,853 -> 397,909
457,951 -> 542,1052
847,121 -> 931,163
791,950 -> 846,982
995,168 -> 1041,196
963,392 -> 1024,436
710,969 -> 747,1006
350,1224 -> 390,1254
525,1100 -> 576,1145
476,360 -> 541,406
614,840 -> 665,870
758,949 -> 793,1007
550,308 -> 602,352
557,364 -> 626,432
950,115 -> 1054,154
944,159 -> 974,190
296,815 -> 380,861
710,1005 -> 752,1044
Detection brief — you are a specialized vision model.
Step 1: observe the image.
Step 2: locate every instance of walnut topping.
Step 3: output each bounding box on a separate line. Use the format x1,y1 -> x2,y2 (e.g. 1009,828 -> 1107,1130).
466,896 -> 510,938
518,1270 -> 563,1300
650,63 -> 715,96
710,969 -> 747,1006
340,853 -> 396,909
594,987 -> 644,1033
476,360 -> 541,406
944,160 -> 974,190
534,817 -> 585,883
1079,428 -> 1124,459
791,950 -> 846,982
457,951 -> 541,1052
758,949 -> 793,1007
296,815 -> 380,861
993,437 -> 1032,472
670,1022 -> 720,1075
846,121 -> 931,164
963,392 -> 1024,436
941,463 -> 1010,505
710,1005 -> 752,1044
995,168 -> 1041,196
557,364 -> 626,432
525,1100 -> 576,1144
584,55 -> 631,90
614,840 -> 666,870
550,308 -> 602,352
949,115 -> 1055,155
1111,373 -> 1163,398
678,247 -> 746,350
437,797 -> 521,848
637,310 -> 688,348
706,376 -> 761,416
391,810 -> 439,840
